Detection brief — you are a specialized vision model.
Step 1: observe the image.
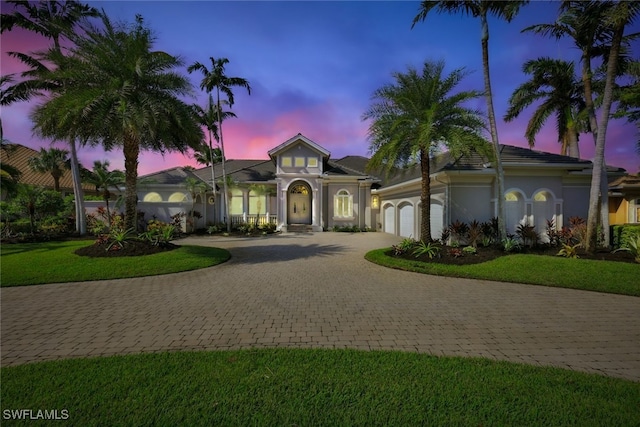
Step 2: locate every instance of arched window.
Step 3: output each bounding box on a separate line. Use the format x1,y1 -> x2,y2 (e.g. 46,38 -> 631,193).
143,192 -> 162,202
334,189 -> 353,218
168,192 -> 187,202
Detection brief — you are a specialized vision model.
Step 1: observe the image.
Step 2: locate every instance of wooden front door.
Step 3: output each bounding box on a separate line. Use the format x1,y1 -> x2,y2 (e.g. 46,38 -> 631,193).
288,182 -> 311,224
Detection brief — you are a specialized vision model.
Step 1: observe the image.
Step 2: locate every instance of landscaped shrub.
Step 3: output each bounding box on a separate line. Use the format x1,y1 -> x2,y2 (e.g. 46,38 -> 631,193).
502,237 -> 521,253
516,224 -> 538,247
449,220 -> 468,246
392,237 -> 417,256
613,234 -> 640,263
412,240 -> 441,259
141,220 -> 176,247
467,220 -> 483,248
557,243 -> 580,258
462,246 -> 477,255
612,224 -> 640,249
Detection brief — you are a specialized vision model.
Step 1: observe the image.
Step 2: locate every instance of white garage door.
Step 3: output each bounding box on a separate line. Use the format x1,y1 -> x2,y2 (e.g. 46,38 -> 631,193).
399,204 -> 414,238
384,205 -> 395,235
430,203 -> 444,241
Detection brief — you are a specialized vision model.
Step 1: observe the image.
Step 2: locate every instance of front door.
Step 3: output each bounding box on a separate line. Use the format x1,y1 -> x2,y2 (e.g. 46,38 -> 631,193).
288,182 -> 312,224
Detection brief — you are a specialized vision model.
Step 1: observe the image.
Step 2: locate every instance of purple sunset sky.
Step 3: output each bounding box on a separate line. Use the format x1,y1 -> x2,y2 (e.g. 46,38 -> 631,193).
2,0 -> 639,175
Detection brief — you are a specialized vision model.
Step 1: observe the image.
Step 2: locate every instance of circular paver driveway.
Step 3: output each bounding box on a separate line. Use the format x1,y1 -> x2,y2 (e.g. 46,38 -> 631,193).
2,232 -> 639,381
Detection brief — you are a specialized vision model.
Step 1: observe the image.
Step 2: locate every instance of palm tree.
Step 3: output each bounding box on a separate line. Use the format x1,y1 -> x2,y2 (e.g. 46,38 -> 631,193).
82,160 -> 124,227
188,57 -> 251,233
412,0 -> 528,242
614,60 -> 640,154
184,177 -> 208,231
505,58 -> 586,158
249,184 -> 275,227
31,13 -> 204,231
586,1 -> 640,252
524,1 -> 619,248
192,94 -> 235,215
363,60 -> 489,243
27,147 -> 69,192
1,0 -> 99,235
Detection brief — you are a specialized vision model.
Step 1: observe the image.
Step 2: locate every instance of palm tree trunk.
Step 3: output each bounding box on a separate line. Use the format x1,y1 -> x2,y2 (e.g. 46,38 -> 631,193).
123,136 -> 140,231
567,125 -> 580,158
208,129 -> 217,223
217,87 -> 231,233
420,149 -> 432,243
69,138 -> 86,235
481,14 -> 507,242
586,13 -> 625,253
581,53 -> 609,247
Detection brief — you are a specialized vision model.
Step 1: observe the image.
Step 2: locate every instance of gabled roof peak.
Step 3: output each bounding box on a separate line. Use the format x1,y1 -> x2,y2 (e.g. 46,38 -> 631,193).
267,133 -> 331,160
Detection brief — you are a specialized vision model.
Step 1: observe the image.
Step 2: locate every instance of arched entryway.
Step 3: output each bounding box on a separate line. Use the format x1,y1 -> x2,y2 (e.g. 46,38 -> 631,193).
288,181 -> 312,225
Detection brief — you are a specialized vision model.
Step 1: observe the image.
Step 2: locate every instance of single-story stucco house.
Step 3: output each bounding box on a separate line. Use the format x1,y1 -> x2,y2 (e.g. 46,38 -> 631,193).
120,133 -> 630,240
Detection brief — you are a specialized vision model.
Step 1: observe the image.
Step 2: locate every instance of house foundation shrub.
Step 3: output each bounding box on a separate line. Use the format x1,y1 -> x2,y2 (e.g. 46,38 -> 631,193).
612,224 -> 640,249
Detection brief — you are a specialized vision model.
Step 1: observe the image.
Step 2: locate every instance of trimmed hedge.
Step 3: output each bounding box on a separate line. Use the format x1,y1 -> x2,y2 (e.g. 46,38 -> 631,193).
612,224 -> 640,249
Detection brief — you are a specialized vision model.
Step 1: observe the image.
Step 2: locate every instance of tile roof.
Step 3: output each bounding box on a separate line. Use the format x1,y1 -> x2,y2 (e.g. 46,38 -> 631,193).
140,166 -> 209,186
0,143 -> 96,194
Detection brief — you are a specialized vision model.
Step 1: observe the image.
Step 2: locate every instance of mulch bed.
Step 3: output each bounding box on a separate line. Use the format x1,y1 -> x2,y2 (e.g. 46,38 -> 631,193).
75,240 -> 179,258
389,245 -> 637,265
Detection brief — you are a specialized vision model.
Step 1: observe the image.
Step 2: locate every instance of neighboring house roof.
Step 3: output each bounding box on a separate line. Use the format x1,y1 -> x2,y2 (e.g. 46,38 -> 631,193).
609,174 -> 640,197
0,143 -> 96,194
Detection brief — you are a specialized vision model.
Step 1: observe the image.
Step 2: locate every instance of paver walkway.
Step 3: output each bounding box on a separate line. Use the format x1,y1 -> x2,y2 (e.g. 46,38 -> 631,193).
2,232 -> 639,381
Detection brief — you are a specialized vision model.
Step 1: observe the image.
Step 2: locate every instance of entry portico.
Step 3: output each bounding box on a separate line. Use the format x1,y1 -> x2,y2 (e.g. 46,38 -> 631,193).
269,134 -> 331,232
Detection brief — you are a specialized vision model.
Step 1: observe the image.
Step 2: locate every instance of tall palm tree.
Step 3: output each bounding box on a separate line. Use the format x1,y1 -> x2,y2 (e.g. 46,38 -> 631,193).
1,0 -> 99,235
31,13 -> 204,231
412,0 -> 528,242
188,57 -> 251,233
192,94 -> 235,214
193,142 -> 223,168
505,58 -> 586,158
363,60 -> 489,243
82,160 -> 124,227
614,60 -> 640,154
27,147 -> 69,192
524,1 -> 620,248
586,1 -> 640,252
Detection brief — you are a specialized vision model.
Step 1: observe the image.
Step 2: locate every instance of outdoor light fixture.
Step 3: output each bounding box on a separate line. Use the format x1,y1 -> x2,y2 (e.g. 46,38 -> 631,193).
371,195 -> 379,209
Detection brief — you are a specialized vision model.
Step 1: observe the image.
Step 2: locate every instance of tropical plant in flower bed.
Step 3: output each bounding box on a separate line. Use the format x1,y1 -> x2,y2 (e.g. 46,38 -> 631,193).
466,220 -> 483,248
392,237 -> 417,255
140,220 -> 177,247
502,237 -> 521,253
412,240 -> 441,259
613,234 -> 640,263
448,247 -> 464,258
105,227 -> 137,251
556,243 -> 580,259
449,220 -> 468,246
516,224 -> 538,247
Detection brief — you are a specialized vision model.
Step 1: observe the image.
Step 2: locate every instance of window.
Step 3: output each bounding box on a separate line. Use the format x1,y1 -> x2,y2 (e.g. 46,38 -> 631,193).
143,192 -> 162,202
294,157 -> 305,167
281,157 -> 292,167
168,192 -> 187,202
334,190 -> 353,218
307,157 -> 318,167
229,189 -> 243,215
249,190 -> 266,214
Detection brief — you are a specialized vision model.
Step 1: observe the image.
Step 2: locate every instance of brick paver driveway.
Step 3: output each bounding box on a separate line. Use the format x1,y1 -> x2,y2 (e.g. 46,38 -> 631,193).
2,232 -> 639,381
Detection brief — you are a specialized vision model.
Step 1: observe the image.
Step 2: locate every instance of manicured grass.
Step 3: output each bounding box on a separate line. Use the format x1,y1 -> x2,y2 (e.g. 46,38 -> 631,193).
1,349 -> 638,426
366,249 -> 640,296
0,240 -> 230,286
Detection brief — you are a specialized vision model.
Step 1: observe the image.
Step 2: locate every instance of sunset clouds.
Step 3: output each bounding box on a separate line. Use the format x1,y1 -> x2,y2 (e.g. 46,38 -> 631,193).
1,1 -> 638,176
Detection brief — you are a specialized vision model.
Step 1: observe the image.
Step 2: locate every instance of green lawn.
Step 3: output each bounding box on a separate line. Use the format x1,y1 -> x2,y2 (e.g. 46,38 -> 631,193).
366,249 -> 640,296
0,240 -> 230,286
1,349 -> 638,426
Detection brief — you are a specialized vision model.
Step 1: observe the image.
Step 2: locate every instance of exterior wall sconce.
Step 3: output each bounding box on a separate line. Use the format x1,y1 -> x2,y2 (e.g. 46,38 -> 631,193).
371,195 -> 379,209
